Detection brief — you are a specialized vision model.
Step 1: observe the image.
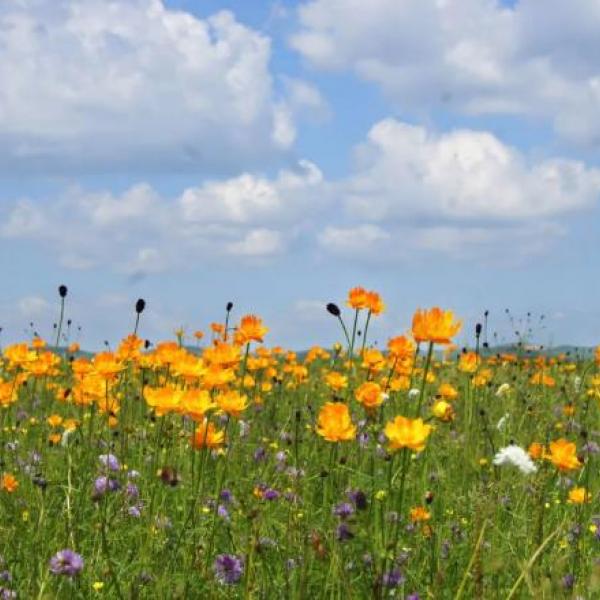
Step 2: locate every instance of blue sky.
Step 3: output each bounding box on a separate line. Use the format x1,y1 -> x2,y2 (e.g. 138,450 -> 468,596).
1,0 -> 600,350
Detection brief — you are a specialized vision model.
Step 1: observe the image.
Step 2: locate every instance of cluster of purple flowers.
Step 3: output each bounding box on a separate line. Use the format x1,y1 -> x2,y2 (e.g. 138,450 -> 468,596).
0,556 -> 16,599
213,554 -> 244,585
49,549 -> 84,577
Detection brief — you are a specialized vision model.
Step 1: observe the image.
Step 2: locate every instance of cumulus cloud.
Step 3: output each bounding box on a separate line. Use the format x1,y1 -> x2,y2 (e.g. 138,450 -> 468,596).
291,0 -> 600,145
0,0 -> 297,172
0,161 -> 323,275
342,119 -> 600,223
2,121 -> 599,269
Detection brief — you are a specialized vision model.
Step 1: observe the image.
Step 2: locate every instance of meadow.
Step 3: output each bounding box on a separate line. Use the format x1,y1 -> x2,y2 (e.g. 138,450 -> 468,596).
0,285 -> 598,599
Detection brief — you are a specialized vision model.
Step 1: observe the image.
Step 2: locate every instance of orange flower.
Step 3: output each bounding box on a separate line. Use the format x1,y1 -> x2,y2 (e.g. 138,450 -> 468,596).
48,433 -> 62,445
324,371 -> 348,391
384,416 -> 433,453
210,322 -> 225,335
365,291 -> 385,315
191,419 -> 225,449
547,439 -> 581,471
568,486 -> 591,504
178,390 -> 216,422
409,506 -> 431,522
68,342 -> 80,354
93,352 -> 124,380
412,308 -> 462,345
235,315 -> 268,345
530,372 -> 556,387
47,414 -> 63,428
528,442 -> 545,460
387,335 -> 415,360
1,473 -> 18,493
437,383 -> 458,401
355,382 -> 385,410
216,390 -> 248,418
144,386 -> 184,416
117,334 -> 143,362
346,287 -> 370,310
31,336 -> 47,349
458,352 -> 479,373
316,402 -> 356,442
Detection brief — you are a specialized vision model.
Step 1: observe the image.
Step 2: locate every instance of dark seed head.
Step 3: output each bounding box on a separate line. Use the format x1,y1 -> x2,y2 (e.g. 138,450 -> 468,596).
326,303 -> 341,317
58,285 -> 68,298
135,298 -> 146,314
226,302 -> 234,312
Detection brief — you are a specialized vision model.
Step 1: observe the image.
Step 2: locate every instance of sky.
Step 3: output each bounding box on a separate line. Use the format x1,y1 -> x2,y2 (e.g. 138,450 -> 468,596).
1,0 -> 600,351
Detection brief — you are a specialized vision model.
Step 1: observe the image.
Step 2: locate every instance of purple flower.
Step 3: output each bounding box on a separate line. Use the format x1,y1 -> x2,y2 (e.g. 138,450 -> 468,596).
220,489 -> 233,503
213,554 -> 244,585
562,574 -> 575,590
125,482 -> 139,499
347,489 -> 368,510
49,549 -> 84,577
253,447 -> 267,462
382,569 -> 405,588
217,505 -> 230,521
128,505 -> 142,518
336,523 -> 354,542
98,453 -> 120,471
333,502 -> 354,519
93,476 -> 120,497
406,594 -> 420,600
264,488 -> 279,501
0,588 -> 16,599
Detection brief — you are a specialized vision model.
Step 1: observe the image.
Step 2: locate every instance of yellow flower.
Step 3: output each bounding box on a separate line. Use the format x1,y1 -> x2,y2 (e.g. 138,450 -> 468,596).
547,439 -> 582,472
412,308 -> 462,345
92,582 -> 105,592
568,487 -> 591,504
316,402 -> 356,442
384,416 -> 433,453
324,371 -> 348,391
432,400 -> 454,422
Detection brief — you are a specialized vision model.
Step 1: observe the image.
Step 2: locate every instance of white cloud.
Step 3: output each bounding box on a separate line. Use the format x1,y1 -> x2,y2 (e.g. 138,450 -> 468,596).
292,0 -> 600,144
0,0 -> 297,171
0,160 -> 323,274
226,229 -> 284,257
2,120 -> 599,269
180,159 -> 322,225
343,119 -> 600,222
18,296 -> 50,319
318,224 -> 390,257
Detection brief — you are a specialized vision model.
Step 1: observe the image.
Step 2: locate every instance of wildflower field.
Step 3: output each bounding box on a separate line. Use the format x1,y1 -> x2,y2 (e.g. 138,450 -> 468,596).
1,286 -> 599,599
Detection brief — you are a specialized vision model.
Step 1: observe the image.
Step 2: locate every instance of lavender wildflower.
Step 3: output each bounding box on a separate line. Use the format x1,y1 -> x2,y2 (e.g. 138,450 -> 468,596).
213,554 -> 244,585
49,549 -> 84,577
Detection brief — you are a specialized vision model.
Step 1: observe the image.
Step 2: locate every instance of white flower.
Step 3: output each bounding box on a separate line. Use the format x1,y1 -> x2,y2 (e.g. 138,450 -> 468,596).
496,383 -> 510,397
496,413 -> 510,431
408,388 -> 420,399
492,445 -> 537,475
